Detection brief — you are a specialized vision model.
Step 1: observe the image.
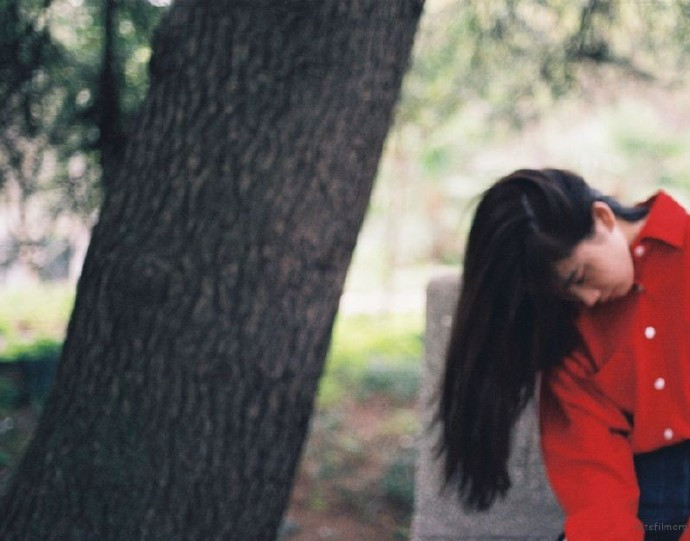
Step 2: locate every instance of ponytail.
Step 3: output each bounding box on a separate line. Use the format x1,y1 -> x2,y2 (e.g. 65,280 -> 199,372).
436,169 -> 646,509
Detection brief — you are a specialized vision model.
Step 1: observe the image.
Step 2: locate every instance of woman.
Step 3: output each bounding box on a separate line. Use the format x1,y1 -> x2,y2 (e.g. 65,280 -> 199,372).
438,169 -> 690,540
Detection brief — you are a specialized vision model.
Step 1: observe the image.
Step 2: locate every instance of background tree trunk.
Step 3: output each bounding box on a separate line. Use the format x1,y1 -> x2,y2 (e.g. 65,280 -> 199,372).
0,1 -> 424,539
97,0 -> 127,191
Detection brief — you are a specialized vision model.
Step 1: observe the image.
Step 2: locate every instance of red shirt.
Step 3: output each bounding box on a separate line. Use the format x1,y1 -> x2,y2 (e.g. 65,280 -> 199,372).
539,191 -> 690,540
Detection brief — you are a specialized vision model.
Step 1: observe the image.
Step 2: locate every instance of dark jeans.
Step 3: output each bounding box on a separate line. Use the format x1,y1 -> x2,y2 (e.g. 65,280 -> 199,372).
634,440 -> 690,541
556,440 -> 690,541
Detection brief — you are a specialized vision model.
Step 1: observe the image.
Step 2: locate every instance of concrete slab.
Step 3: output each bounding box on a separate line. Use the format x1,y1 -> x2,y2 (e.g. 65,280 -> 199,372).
411,275 -> 563,541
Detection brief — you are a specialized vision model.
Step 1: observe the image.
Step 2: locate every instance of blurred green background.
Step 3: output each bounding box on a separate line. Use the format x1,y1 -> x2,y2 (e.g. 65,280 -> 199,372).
2,0 -> 690,539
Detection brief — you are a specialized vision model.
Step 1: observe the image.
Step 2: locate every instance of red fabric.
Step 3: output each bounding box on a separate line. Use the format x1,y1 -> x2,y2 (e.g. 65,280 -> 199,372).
539,191 -> 690,540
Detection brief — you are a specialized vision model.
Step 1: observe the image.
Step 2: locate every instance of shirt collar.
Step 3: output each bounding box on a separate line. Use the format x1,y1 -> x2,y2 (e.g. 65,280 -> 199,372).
635,190 -> 687,249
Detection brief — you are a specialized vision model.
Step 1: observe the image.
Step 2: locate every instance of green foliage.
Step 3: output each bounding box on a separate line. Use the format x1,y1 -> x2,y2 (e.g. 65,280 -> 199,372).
0,378 -> 21,410
357,361 -> 421,402
399,0 -> 690,133
5,0 -> 690,226
0,0 -> 170,270
48,0 -> 168,210
0,283 -> 70,480
421,145 -> 453,178
48,0 -> 164,131
382,447 -> 416,512
0,283 -> 74,355
0,0 -> 57,121
0,338 -> 61,363
379,409 -> 420,437
0,449 -> 13,468
0,376 -> 36,484
317,312 -> 423,407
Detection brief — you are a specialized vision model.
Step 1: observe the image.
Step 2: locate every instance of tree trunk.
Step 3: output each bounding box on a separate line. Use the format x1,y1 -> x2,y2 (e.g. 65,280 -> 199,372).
97,0 -> 126,191
0,1 -> 423,539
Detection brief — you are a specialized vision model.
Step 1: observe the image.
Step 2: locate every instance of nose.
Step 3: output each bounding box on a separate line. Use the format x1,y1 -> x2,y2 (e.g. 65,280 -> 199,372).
573,286 -> 602,307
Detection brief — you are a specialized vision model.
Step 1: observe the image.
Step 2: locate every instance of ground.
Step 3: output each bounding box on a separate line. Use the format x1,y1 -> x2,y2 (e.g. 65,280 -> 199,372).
284,395 -> 417,541
0,393 -> 418,541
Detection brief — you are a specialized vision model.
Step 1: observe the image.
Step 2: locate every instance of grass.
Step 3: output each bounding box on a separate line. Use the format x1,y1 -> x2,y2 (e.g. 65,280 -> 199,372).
0,283 -> 426,539
318,311 -> 424,407
0,281 -> 425,400
0,283 -> 74,361
290,310 -> 424,539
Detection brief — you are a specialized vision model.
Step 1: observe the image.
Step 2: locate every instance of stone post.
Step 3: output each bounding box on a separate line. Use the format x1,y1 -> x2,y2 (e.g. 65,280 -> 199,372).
411,275 -> 563,541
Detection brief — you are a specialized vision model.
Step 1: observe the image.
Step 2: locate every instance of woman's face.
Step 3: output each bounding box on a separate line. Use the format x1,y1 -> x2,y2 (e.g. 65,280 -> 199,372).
553,202 -> 636,307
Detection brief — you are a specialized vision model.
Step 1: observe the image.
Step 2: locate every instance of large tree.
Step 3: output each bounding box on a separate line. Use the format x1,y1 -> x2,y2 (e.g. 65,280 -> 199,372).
0,1 -> 424,539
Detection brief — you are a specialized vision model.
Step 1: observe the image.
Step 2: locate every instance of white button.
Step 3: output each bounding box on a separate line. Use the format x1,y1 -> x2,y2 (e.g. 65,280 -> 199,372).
644,326 -> 656,339
654,377 -> 666,390
634,245 -> 646,257
664,428 -> 674,440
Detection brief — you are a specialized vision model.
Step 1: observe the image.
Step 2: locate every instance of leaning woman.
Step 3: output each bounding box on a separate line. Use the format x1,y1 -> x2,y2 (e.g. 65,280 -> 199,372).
438,168 -> 690,540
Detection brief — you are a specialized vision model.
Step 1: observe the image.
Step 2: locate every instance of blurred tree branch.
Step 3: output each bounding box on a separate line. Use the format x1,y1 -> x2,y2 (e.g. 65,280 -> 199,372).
2,0 -> 690,277
397,0 -> 690,133
0,0 -> 166,277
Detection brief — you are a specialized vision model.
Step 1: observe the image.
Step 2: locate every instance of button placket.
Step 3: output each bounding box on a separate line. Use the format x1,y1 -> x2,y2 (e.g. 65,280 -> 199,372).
632,243 -> 645,294
641,322 -> 667,441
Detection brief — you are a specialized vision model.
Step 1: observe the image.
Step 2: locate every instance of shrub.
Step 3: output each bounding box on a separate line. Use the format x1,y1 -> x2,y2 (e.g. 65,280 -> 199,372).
382,447 -> 417,512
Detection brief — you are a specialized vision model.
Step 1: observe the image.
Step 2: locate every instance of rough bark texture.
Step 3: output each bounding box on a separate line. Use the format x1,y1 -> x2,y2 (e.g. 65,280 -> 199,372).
0,1 -> 423,539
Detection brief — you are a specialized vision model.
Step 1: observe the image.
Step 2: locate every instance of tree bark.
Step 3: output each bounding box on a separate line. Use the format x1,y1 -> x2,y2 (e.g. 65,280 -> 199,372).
0,1 -> 423,539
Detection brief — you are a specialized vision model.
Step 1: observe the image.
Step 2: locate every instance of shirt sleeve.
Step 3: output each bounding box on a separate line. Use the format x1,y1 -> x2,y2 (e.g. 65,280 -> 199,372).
539,357 -> 644,541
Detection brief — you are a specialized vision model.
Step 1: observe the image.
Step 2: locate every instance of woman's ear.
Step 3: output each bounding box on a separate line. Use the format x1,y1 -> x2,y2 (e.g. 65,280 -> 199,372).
592,201 -> 616,230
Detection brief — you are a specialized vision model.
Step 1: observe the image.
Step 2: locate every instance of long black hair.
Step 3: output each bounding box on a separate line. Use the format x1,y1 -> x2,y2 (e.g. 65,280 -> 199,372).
437,169 -> 648,510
